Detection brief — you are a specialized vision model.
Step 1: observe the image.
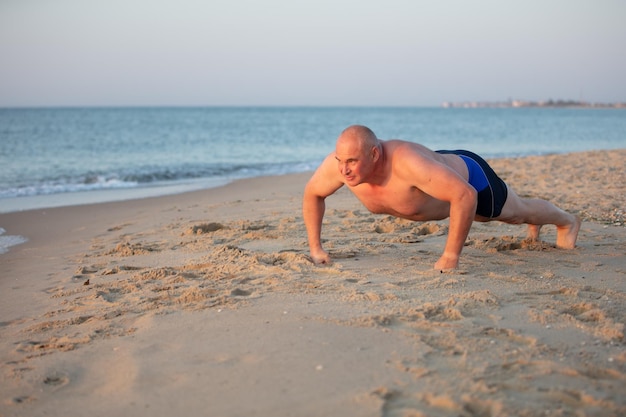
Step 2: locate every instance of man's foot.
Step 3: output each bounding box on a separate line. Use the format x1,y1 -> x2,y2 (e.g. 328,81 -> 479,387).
527,224 -> 541,241
556,216 -> 581,249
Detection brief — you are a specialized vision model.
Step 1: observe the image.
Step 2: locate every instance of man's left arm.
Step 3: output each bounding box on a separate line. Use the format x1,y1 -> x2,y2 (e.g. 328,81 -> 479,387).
400,153 -> 477,269
435,184 -> 477,269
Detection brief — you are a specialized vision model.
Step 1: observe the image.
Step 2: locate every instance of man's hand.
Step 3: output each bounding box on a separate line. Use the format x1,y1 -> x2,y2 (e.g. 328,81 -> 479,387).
310,248 -> 332,265
434,253 -> 459,271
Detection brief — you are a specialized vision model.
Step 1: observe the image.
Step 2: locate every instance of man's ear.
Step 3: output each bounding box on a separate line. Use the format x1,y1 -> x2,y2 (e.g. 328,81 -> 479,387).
371,146 -> 380,162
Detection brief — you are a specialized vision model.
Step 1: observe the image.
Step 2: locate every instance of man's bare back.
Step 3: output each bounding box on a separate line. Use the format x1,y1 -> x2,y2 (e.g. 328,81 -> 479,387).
303,125 -> 581,270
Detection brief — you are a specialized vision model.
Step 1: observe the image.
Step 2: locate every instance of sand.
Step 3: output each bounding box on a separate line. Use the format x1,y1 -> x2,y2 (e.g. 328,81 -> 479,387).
1,149 -> 625,417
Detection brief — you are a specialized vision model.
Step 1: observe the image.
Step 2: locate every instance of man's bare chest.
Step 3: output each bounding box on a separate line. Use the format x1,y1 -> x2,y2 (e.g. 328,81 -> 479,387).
349,183 -> 432,217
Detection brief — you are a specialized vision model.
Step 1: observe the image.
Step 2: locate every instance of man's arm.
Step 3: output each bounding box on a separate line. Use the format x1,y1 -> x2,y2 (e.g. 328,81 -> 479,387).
302,154 -> 344,264
436,185 -> 477,269
398,148 -> 477,270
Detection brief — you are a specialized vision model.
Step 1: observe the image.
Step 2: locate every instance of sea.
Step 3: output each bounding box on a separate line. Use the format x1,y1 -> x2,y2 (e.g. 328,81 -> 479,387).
1,106 -> 625,252
2,106 -> 626,212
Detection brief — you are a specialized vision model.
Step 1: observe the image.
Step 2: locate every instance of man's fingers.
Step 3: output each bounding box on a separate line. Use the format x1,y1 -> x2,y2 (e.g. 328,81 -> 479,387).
314,257 -> 332,266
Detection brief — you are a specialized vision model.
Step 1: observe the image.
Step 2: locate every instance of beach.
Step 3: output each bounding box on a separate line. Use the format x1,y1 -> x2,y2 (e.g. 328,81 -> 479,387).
1,149 -> 625,416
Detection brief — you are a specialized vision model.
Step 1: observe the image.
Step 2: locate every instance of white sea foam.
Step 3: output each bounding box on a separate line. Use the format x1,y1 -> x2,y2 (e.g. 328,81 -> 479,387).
0,227 -> 28,254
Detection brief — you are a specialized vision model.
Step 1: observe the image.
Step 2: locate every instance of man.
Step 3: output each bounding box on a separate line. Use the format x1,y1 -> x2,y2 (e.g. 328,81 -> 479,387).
302,125 -> 581,270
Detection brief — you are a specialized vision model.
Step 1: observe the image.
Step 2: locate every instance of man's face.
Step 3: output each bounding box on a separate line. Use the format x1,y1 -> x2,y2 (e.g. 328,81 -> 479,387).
335,139 -> 371,186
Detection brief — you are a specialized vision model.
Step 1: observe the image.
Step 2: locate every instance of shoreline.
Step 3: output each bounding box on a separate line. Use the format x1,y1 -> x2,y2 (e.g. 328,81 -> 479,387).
0,177 -> 235,215
1,150 -> 625,416
3,145 -> 626,216
1,148 -> 624,234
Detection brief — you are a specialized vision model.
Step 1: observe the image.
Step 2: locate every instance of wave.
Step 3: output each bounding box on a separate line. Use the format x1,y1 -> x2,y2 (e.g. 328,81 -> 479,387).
0,227 -> 28,254
0,161 -> 320,199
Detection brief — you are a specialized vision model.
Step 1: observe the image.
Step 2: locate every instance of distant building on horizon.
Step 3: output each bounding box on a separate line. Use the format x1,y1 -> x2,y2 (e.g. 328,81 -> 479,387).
442,99 -> 625,109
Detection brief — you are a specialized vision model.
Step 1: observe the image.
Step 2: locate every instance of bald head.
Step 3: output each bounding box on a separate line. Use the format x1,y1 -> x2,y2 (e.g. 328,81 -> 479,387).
336,125 -> 379,154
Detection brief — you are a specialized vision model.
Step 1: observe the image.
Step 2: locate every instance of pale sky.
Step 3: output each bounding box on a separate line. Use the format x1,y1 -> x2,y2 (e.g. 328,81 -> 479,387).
1,0 -> 625,107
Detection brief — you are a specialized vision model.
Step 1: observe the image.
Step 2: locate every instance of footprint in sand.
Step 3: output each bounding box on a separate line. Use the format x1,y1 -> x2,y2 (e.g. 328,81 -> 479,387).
186,222 -> 226,235
106,223 -> 133,232
469,236 -> 522,252
230,288 -> 251,297
105,241 -> 161,256
43,371 -> 70,387
328,248 -> 359,259
413,222 -> 446,236
7,395 -> 36,405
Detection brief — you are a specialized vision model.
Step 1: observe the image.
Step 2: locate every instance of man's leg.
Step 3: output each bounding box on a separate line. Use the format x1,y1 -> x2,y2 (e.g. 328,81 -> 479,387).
496,187 -> 581,249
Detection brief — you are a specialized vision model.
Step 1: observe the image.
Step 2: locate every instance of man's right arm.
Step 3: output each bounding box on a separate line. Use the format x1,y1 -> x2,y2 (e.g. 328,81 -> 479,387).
302,155 -> 344,265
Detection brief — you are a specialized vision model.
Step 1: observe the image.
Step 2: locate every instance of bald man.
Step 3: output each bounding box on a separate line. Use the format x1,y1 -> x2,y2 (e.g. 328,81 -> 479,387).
303,125 -> 581,270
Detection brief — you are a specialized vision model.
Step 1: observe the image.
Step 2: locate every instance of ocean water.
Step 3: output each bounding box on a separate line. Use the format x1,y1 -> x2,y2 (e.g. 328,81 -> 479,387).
1,107 -> 625,215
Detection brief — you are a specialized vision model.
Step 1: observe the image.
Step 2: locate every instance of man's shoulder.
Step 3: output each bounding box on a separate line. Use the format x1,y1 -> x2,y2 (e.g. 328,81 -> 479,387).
384,140 -> 433,159
386,141 -> 442,182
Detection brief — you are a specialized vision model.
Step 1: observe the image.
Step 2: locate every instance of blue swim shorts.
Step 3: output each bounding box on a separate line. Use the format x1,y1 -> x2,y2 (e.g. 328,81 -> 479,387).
436,150 -> 508,218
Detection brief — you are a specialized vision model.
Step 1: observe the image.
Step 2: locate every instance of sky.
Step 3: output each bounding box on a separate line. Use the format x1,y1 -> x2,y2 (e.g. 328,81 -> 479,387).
1,0 -> 625,107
